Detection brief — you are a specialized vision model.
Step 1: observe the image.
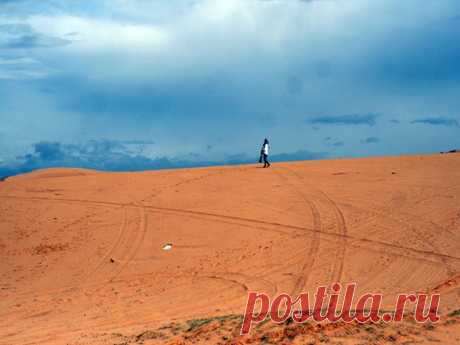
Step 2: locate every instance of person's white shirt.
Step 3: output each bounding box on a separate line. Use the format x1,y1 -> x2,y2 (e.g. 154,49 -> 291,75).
263,143 -> 269,155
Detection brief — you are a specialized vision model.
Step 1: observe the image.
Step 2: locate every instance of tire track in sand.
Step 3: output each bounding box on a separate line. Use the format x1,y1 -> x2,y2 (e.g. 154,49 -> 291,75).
273,167 -> 322,295
278,166 -> 348,284
87,205 -> 148,294
0,206 -> 150,345
80,206 -> 128,286
1,196 -> 458,265
315,189 -> 347,284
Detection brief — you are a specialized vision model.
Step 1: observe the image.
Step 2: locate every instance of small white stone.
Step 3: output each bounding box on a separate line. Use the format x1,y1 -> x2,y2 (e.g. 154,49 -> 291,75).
162,243 -> 173,251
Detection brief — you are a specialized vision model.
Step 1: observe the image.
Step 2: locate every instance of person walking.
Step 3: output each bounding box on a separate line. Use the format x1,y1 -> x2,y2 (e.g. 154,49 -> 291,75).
260,138 -> 270,168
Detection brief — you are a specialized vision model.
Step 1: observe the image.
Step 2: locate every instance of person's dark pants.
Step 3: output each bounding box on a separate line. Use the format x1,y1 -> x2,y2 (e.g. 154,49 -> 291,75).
263,154 -> 270,168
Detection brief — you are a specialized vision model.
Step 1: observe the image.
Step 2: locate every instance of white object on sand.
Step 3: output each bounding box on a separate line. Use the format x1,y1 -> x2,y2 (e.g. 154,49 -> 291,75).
162,243 -> 173,251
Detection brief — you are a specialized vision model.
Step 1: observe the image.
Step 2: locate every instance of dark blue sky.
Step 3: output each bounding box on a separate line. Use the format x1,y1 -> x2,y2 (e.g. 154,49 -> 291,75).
1,0 -> 459,176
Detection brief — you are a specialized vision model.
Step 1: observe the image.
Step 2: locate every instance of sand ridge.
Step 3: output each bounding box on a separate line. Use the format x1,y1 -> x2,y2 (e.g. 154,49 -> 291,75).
0,153 -> 459,344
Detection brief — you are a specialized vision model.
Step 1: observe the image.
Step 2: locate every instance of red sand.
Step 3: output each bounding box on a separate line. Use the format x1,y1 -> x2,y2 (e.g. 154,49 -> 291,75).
0,154 -> 459,344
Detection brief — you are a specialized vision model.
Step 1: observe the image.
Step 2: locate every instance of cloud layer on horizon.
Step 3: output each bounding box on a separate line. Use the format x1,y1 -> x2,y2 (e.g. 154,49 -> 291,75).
0,140 -> 327,178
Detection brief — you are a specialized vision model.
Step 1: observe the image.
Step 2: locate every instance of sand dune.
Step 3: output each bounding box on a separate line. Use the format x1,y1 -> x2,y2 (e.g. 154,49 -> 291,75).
1,154 -> 459,344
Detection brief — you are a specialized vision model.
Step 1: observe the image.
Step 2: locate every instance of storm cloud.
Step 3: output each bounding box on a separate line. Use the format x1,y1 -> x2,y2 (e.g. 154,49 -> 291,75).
0,0 -> 459,175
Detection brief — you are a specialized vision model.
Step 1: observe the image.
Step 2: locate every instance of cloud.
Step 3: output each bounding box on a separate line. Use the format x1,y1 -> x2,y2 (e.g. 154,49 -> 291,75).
0,23 -> 71,49
410,117 -> 459,127
270,150 -> 327,162
307,114 -> 380,126
33,141 -> 65,160
0,57 -> 39,65
1,0 -> 460,165
0,57 -> 49,80
0,140 -> 327,179
332,141 -> 344,147
0,24 -> 67,79
0,68 -> 51,80
7,140 -> 188,175
120,140 -> 155,145
361,136 -> 380,144
227,149 -> 327,164
0,0 -> 57,16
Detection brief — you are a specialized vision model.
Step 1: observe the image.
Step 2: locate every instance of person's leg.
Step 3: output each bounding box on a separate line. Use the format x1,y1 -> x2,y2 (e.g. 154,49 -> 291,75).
263,154 -> 268,168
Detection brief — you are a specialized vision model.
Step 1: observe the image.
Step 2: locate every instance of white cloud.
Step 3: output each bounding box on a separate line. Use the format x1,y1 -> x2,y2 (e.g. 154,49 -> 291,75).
0,69 -> 49,80
0,57 -> 40,65
0,56 -> 55,80
28,15 -> 168,53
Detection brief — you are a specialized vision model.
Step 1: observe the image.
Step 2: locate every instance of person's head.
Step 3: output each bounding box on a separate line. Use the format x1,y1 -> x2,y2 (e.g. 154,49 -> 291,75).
264,138 -> 269,144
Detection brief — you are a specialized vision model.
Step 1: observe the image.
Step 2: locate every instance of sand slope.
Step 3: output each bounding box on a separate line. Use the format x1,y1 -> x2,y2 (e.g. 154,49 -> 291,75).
0,154 -> 459,344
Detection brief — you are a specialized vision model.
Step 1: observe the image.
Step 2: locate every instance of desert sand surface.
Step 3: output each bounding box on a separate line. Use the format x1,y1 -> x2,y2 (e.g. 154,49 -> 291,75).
1,153 -> 460,345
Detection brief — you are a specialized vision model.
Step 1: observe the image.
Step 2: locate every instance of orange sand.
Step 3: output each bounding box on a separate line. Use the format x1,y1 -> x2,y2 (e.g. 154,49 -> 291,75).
0,153 -> 459,344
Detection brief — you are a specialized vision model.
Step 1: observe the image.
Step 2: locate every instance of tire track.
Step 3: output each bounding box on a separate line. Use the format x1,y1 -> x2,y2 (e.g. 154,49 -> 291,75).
0,195 -> 317,233
140,169 -> 225,204
0,204 -> 132,327
272,167 -> 322,295
292,201 -> 321,294
341,199 -> 459,278
1,196 -> 459,264
201,272 -> 277,296
278,166 -> 348,284
315,189 -> 347,284
0,203 -> 123,310
90,205 -> 148,294
80,206 -> 128,286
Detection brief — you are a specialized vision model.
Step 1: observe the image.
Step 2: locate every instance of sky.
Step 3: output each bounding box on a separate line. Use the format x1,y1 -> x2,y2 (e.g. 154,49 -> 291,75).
1,0 -> 459,177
